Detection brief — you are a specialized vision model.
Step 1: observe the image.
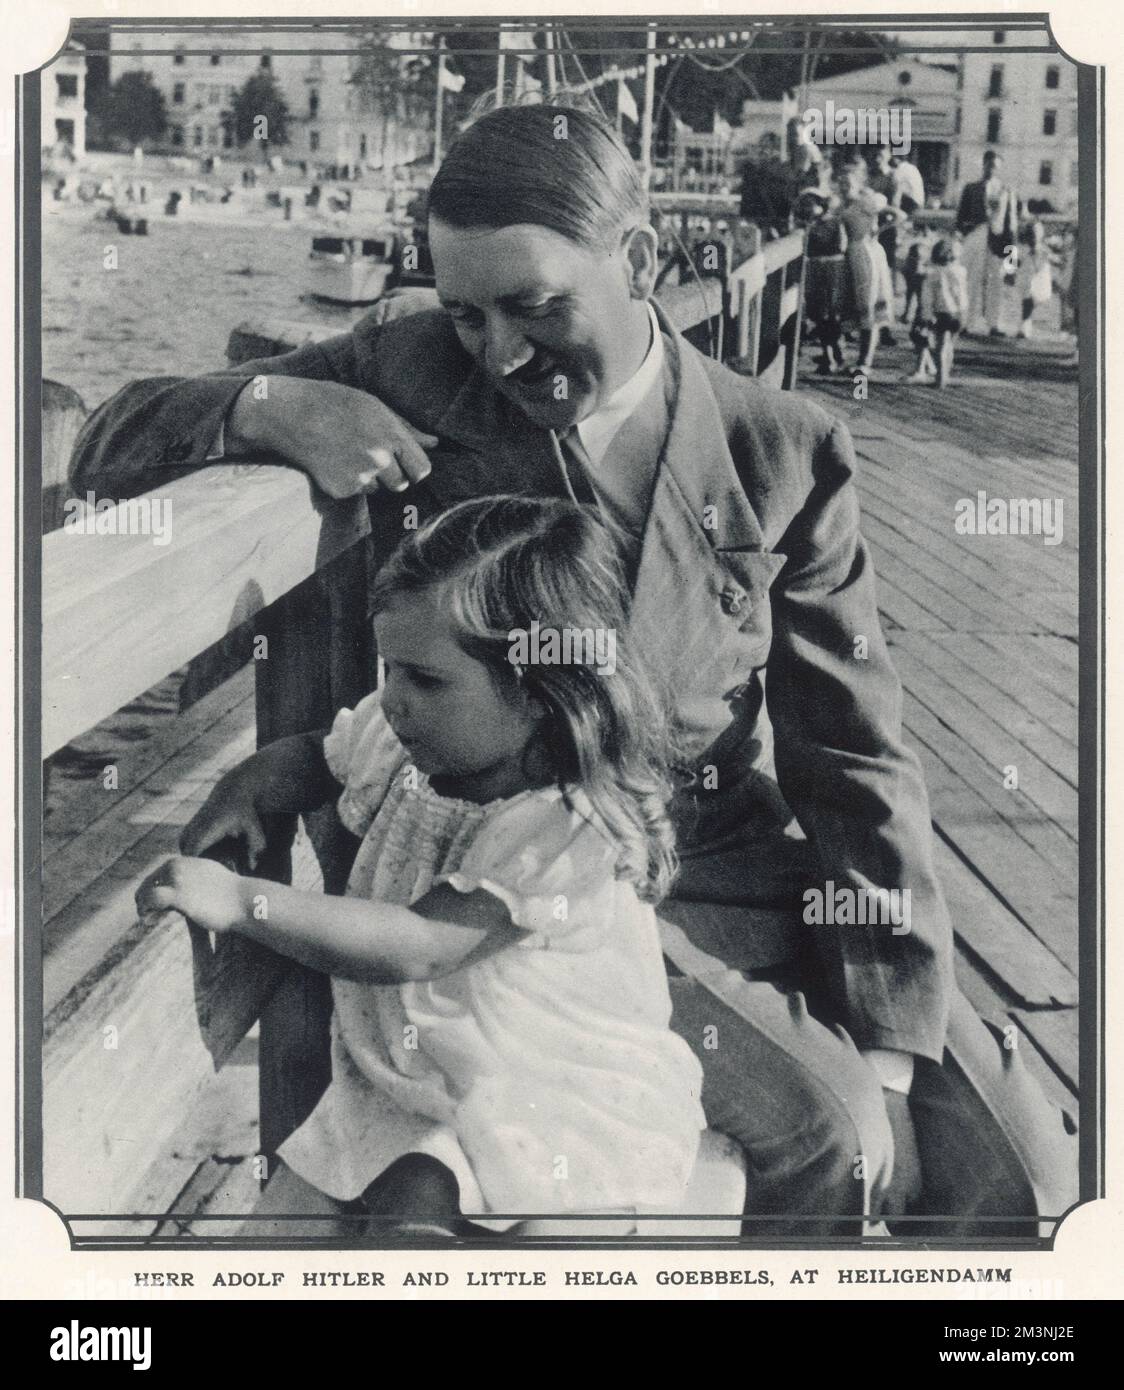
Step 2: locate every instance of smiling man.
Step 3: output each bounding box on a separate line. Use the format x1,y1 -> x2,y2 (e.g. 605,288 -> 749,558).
69,103 -> 1076,1237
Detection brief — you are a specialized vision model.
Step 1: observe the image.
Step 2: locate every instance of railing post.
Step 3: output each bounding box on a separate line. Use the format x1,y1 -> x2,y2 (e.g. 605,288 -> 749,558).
253,537 -> 377,1169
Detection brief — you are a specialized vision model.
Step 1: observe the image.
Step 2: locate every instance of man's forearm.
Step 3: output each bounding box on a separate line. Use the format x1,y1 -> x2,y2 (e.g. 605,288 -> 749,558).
239,731 -> 340,817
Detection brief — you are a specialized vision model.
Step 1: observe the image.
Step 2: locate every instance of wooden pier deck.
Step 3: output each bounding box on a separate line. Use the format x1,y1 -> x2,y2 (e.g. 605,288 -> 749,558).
42,328 -> 1082,1237
803,329 -> 1081,1120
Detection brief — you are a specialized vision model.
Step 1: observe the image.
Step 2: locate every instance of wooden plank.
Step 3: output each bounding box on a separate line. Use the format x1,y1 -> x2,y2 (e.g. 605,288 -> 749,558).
954,954 -> 1078,1114
44,916 -> 229,1213
1011,1007 -> 1080,1097
936,840 -> 1077,1009
44,666 -> 252,858
902,695 -> 1079,972
897,633 -> 1077,788
43,683 -> 255,928
43,466 -> 368,756
655,277 -> 724,334
897,642 -> 1078,830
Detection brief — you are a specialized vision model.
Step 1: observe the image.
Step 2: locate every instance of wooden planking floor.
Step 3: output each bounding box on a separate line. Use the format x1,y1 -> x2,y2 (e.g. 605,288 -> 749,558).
804,329 -> 1081,1103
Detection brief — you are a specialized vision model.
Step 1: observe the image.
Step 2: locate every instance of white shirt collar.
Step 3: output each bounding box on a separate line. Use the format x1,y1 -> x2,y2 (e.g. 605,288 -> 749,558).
574,302 -> 664,467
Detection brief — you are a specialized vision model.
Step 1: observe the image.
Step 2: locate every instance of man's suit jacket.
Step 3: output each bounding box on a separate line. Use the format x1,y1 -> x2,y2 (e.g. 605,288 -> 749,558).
69,304 -> 954,1062
956,177 -> 1020,243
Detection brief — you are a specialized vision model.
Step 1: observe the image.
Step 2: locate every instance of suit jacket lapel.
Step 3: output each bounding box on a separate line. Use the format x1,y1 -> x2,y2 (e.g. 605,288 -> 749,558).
628,305 -> 771,663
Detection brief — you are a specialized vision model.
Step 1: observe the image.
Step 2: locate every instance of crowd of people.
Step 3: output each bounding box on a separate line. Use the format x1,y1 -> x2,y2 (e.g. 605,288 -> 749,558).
736,137 -> 1078,386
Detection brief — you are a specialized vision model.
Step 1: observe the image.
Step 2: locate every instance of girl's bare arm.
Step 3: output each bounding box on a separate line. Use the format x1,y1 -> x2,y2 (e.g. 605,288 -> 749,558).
137,858 -> 528,984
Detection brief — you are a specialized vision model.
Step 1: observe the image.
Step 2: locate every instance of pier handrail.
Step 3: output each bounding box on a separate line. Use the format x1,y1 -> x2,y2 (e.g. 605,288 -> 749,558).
43,469 -> 368,758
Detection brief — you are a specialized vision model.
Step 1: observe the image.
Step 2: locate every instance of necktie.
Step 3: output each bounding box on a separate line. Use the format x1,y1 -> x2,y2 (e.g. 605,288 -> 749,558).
552,427 -> 598,507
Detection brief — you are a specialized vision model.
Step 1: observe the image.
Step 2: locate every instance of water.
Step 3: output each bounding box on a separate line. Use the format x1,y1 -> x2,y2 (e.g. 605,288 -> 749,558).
42,209 -> 363,409
42,209 -> 364,825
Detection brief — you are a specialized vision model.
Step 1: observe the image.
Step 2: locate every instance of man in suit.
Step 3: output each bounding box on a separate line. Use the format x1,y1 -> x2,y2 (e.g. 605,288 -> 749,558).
70,104 -> 1076,1236
957,149 -> 1022,336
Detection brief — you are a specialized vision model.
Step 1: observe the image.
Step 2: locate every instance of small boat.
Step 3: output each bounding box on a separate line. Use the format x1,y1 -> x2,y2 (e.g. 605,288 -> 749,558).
307,231 -> 397,305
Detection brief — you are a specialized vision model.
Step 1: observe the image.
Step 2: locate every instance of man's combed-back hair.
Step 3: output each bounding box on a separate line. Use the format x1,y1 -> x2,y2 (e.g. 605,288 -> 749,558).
371,495 -> 680,904
428,102 -> 648,251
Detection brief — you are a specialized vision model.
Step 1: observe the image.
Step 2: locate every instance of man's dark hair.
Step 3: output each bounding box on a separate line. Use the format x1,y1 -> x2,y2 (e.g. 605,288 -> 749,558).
428,104 -> 647,251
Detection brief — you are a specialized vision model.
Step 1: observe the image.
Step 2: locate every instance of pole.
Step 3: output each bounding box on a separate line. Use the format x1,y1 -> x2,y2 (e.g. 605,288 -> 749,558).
544,27 -> 557,95
640,27 -> 657,179
432,35 -> 445,175
495,28 -> 505,105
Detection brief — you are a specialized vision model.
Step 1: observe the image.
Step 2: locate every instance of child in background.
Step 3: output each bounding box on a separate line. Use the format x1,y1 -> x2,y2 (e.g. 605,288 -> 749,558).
900,224 -> 932,326
800,191 -> 848,375
137,496 -> 705,1239
924,237 -> 969,388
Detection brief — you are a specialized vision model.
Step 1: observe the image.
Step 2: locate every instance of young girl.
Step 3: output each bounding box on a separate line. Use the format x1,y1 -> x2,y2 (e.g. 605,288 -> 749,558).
923,237 -> 970,389
137,496 -> 706,1238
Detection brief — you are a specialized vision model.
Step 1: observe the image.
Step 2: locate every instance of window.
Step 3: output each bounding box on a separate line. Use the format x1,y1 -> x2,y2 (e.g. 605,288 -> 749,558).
309,89 -> 319,118
170,125 -> 184,146
994,29 -> 1006,43
954,105 -> 962,133
988,65 -> 1003,98
260,53 -> 272,70
986,108 -> 1002,143
309,129 -> 320,152
56,73 -> 78,98
1043,109 -> 1057,136
359,132 -> 368,158
174,46 -> 185,66
1039,161 -> 1053,186
210,51 -> 221,67
173,82 -> 185,105
1046,64 -> 1060,89
54,118 -> 75,144
898,70 -> 912,86
193,126 -> 204,147
953,154 -> 960,181
207,85 -> 222,106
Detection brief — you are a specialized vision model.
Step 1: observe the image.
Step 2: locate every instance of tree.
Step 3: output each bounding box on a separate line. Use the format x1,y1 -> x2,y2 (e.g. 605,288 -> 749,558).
230,72 -> 290,154
352,31 -> 436,165
93,70 -> 167,149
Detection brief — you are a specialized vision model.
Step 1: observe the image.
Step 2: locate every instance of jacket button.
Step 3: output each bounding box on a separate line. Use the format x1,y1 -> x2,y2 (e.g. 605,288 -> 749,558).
721,584 -> 747,616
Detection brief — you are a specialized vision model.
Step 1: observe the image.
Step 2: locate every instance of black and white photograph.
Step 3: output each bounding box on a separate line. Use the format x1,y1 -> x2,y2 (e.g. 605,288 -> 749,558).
15,9 -> 1103,1286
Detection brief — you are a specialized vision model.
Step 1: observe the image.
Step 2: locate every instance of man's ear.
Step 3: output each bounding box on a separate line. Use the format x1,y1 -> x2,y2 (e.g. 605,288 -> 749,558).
621,224 -> 659,300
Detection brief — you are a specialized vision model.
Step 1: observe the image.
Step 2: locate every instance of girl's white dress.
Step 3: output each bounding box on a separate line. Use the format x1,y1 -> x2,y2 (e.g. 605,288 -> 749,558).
278,691 -> 706,1222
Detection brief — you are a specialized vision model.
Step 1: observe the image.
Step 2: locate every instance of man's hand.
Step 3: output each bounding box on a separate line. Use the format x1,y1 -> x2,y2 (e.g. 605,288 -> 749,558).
180,766 -> 268,868
227,376 -> 438,499
880,1089 -> 924,1218
136,855 -> 247,935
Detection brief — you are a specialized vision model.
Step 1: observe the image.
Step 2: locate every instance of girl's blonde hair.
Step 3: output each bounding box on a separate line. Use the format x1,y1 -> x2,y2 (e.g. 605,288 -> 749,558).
371,496 -> 680,903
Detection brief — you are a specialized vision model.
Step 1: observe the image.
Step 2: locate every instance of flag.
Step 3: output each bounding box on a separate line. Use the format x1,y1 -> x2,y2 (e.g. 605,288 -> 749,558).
618,77 -> 639,125
438,63 -> 465,93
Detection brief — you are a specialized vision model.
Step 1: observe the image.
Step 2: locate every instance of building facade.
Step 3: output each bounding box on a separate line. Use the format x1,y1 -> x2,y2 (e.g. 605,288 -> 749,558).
42,42 -> 87,157
802,58 -> 960,201
109,28 -> 433,169
957,28 -> 1078,212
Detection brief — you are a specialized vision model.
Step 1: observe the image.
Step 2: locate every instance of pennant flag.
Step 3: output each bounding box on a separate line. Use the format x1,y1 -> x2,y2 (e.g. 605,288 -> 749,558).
618,78 -> 639,125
